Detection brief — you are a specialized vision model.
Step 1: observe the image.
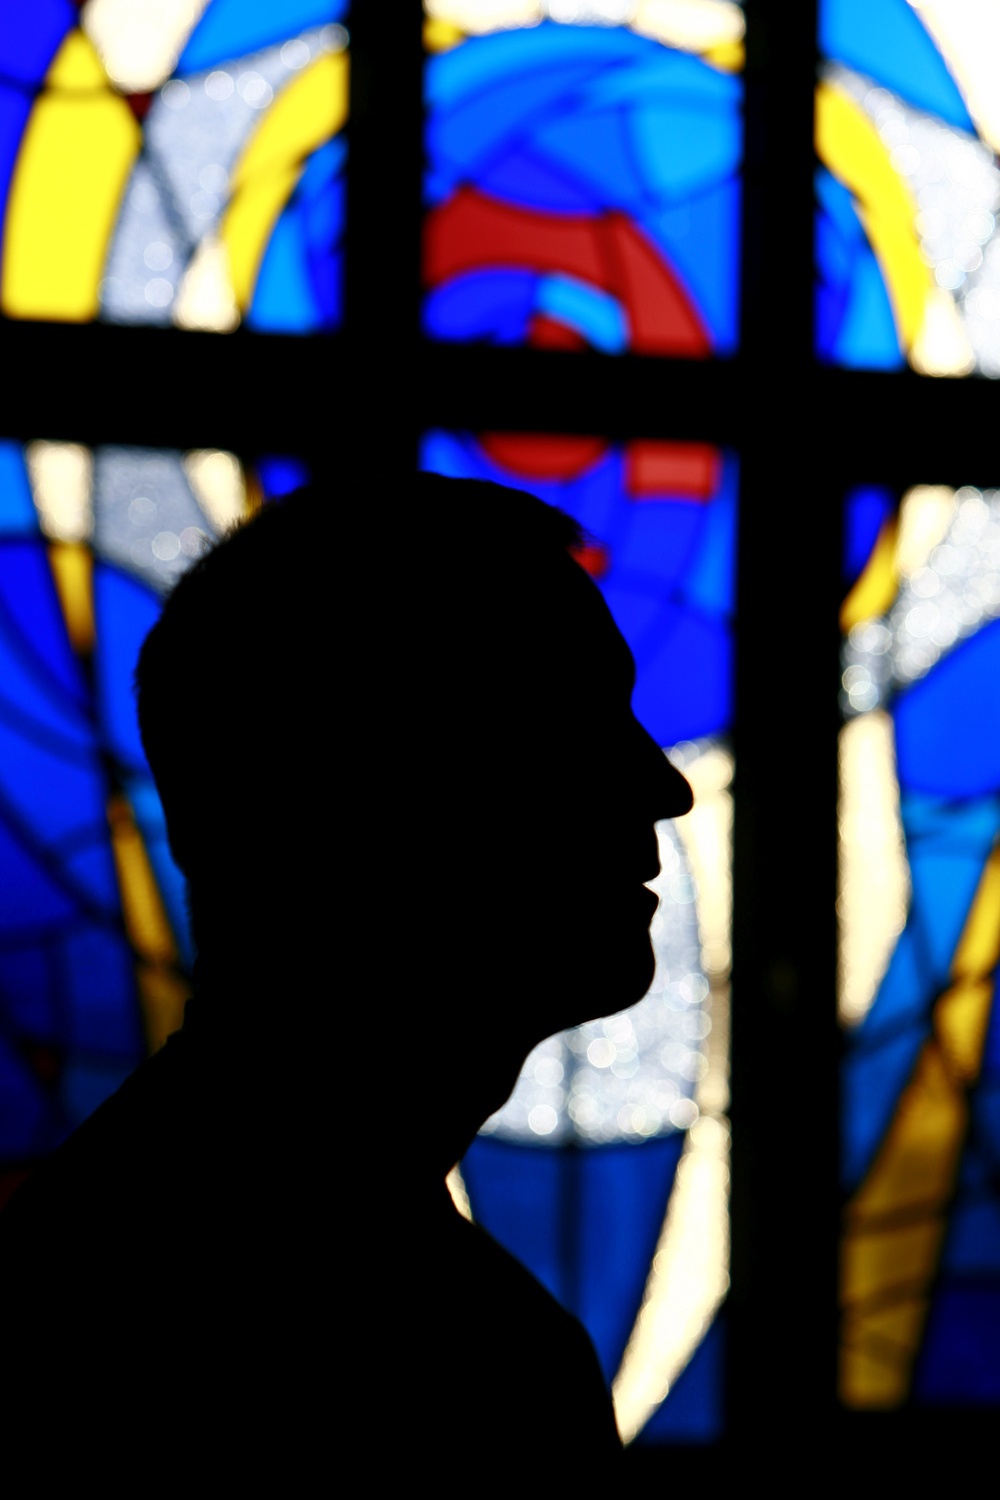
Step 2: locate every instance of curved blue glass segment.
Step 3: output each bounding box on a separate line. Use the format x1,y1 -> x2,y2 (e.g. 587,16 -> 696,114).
178,0 -> 345,72
425,23 -> 742,355
419,431 -> 736,746
822,0 -> 973,130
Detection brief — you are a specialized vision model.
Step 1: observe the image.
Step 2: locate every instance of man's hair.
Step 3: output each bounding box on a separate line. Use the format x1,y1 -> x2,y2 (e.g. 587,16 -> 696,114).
135,474 -> 587,946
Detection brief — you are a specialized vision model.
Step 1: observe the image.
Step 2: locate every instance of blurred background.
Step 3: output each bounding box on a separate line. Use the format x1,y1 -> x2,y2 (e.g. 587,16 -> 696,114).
1,0 -> 998,1469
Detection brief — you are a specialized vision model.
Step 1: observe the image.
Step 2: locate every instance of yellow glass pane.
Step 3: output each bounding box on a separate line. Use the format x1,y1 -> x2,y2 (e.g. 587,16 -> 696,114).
841,840 -> 1000,1406
952,843 -> 1000,980
935,979 -> 993,1085
840,516 -> 899,631
222,49 -> 348,312
816,80 -> 932,352
107,794 -> 178,967
842,1219 -> 943,1307
1,30 -> 140,321
48,543 -> 94,655
841,1297 -> 931,1407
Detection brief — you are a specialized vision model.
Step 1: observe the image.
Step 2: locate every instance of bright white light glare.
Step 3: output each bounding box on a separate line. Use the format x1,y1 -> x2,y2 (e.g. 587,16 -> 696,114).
838,484 -> 1000,711
143,277 -> 173,308
829,64 -> 999,377
909,1 -> 1000,155
479,741 -> 732,1147
424,0 -> 744,48
424,0 -> 543,31
896,486 -> 955,577
182,448 -> 247,533
281,38 -> 311,70
446,1164 -> 473,1220
151,530 -> 181,561
26,442 -> 94,543
81,0 -> 210,92
172,236 -> 240,332
613,1114 -> 730,1442
204,70 -> 234,101
632,0 -> 744,49
838,712 -> 910,1026
143,241 -> 173,272
673,745 -> 733,982
527,1104 -> 559,1135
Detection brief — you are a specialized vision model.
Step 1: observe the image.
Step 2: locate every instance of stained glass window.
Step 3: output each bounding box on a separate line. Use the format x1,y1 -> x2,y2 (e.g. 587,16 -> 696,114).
817,0 -> 1000,375
423,3 -> 743,356
840,480 -> 1000,1403
0,1 -> 347,333
420,428 -> 735,1441
8,0 -> 1000,1465
0,440 -> 308,1204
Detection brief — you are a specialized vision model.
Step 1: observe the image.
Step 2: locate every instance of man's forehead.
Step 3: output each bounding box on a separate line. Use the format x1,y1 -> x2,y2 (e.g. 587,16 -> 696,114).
550,558 -> 636,685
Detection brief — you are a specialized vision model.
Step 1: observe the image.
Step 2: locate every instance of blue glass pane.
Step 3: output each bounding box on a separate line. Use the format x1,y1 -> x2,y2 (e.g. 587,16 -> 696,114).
533,107 -> 647,209
0,0 -> 74,86
256,455 -> 310,499
0,584 -> 91,750
822,0 -> 974,129
915,1288 -> 1000,1402
63,928 -> 137,1054
426,24 -> 641,115
0,89 -> 31,258
0,540 -> 87,708
63,837 -> 118,913
126,772 -> 192,968
651,177 -> 741,352
817,167 -> 904,369
0,947 -> 57,1044
683,477 -> 736,616
60,1056 -> 134,1130
843,1028 -> 924,1190
479,147 -> 602,214
94,564 -> 161,773
248,137 -> 344,333
0,815 -> 76,935
0,712 -> 104,852
0,443 -> 38,536
584,49 -> 740,112
844,792 -> 1000,1188
632,608 -> 731,745
247,200 -> 318,333
844,485 -> 893,583
629,99 -> 740,201
830,241 -> 904,370
612,505 -> 705,589
423,271 -> 537,344
462,1134 -> 683,1387
178,0 -> 344,72
0,1035 -> 51,1157
426,24 -> 740,356
635,1315 -> 724,1443
942,1200 -> 1000,1277
419,433 -> 735,743
535,275 -> 628,353
894,622 -> 1000,797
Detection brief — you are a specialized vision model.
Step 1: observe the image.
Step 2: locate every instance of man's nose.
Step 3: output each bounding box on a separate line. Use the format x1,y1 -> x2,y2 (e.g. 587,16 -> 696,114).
637,721 -> 694,819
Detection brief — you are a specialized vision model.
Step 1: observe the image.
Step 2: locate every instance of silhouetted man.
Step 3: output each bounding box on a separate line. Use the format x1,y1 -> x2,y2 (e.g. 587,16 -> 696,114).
0,476 -> 692,1477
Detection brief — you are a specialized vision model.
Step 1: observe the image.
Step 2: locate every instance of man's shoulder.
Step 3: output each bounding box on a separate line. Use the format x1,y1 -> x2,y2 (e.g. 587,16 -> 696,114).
397,1194 -> 623,1463
0,1034 -> 190,1251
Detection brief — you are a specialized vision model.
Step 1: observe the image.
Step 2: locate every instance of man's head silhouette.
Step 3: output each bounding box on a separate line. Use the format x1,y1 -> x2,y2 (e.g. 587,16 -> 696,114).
135,474 -> 693,1167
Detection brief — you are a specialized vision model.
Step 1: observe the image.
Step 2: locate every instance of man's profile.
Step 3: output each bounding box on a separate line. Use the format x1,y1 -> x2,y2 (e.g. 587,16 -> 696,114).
0,475 -> 693,1475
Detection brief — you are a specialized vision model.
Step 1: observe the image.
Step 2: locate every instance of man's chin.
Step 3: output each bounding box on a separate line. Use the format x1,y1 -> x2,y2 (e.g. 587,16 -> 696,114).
563,940 -> 656,1029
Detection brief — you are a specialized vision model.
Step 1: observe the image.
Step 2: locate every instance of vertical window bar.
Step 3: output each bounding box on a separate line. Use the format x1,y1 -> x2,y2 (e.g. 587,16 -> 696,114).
731,0 -> 841,1446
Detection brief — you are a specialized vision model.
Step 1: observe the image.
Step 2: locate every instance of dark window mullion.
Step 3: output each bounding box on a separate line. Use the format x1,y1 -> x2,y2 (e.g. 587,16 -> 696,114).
730,0 -> 841,1448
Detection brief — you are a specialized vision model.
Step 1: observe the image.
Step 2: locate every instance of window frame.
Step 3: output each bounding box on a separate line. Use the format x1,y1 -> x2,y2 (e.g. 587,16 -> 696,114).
3,0 -> 994,1461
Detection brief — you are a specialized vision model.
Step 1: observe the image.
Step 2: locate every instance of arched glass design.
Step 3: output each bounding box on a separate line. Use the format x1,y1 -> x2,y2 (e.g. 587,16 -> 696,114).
0,1 -> 347,332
